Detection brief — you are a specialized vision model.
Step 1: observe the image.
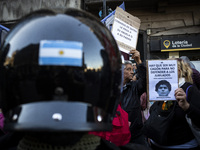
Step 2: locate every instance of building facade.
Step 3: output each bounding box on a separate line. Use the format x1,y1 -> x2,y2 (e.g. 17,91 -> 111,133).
85,0 -> 200,70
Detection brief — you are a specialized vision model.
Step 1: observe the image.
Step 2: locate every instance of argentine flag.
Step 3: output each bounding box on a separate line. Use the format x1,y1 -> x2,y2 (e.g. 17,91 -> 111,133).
39,40 -> 83,67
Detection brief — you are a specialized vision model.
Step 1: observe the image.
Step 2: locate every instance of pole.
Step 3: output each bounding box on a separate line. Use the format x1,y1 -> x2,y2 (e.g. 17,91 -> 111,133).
103,0 -> 107,18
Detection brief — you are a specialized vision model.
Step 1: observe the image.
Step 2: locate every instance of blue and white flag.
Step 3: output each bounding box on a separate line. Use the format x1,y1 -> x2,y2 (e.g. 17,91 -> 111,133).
101,2 -> 125,24
0,24 -> 10,48
39,40 -> 83,66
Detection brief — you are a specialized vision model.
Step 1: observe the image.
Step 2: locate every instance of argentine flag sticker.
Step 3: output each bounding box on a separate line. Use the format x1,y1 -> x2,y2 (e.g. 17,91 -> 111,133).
39,40 -> 83,66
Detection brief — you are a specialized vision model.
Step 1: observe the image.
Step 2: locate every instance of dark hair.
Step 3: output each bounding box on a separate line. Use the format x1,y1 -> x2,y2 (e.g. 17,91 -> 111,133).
155,80 -> 171,91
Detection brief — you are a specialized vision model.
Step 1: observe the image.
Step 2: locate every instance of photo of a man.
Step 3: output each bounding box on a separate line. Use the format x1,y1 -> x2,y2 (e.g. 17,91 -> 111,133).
147,60 -> 178,101
155,80 -> 171,96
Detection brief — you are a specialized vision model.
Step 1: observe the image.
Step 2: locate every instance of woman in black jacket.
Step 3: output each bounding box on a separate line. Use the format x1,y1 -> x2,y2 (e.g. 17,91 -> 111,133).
150,58 -> 200,150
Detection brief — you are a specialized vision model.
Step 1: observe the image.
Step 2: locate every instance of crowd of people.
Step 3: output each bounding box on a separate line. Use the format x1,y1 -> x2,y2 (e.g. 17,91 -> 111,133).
0,7 -> 200,150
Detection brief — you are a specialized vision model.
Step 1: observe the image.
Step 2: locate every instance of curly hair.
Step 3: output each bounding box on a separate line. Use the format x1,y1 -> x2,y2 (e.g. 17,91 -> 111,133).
177,58 -> 193,84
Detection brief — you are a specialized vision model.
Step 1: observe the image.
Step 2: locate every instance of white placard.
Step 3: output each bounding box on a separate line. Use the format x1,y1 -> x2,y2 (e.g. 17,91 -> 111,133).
112,18 -> 138,52
147,60 -> 179,101
111,7 -> 141,54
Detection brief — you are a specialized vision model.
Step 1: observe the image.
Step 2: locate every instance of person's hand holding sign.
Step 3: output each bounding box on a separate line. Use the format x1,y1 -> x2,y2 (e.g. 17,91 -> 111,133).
130,49 -> 142,64
175,88 -> 190,111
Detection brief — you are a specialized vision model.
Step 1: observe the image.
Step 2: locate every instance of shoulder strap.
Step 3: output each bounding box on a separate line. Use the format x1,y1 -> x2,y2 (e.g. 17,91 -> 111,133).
186,85 -> 192,102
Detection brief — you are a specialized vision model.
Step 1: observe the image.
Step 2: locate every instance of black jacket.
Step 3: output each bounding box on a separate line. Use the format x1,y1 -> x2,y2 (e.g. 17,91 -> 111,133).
167,82 -> 200,145
148,82 -> 200,146
120,63 -> 146,139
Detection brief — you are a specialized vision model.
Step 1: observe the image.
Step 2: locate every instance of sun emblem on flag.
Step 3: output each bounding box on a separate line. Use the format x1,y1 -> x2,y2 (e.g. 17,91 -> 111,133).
59,50 -> 64,55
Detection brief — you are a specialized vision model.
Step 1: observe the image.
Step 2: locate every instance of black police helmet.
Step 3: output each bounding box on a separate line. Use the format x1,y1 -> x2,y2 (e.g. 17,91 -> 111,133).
0,8 -> 122,132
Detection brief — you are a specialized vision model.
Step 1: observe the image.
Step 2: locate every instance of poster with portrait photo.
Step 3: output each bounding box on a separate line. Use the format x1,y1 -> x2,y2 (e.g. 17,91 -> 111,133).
147,60 -> 178,101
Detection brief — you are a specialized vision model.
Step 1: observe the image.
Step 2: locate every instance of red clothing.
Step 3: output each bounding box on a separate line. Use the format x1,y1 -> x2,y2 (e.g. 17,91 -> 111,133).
0,113 -> 6,134
0,113 -> 4,131
89,104 -> 131,146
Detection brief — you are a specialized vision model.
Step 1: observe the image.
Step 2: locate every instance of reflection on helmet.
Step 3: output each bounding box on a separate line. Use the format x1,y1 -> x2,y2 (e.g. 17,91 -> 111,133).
0,8 -> 122,132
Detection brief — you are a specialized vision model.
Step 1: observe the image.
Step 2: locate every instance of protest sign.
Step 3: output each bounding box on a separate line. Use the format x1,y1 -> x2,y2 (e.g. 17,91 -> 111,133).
101,2 -> 125,30
111,7 -> 140,54
147,60 -> 178,101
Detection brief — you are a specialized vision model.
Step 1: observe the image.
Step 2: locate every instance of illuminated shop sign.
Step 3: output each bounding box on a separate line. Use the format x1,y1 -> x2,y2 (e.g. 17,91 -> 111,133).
161,35 -> 200,52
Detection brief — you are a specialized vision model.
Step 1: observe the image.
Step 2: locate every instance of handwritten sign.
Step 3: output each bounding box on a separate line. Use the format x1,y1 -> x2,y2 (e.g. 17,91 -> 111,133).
147,60 -> 178,101
111,7 -> 141,54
